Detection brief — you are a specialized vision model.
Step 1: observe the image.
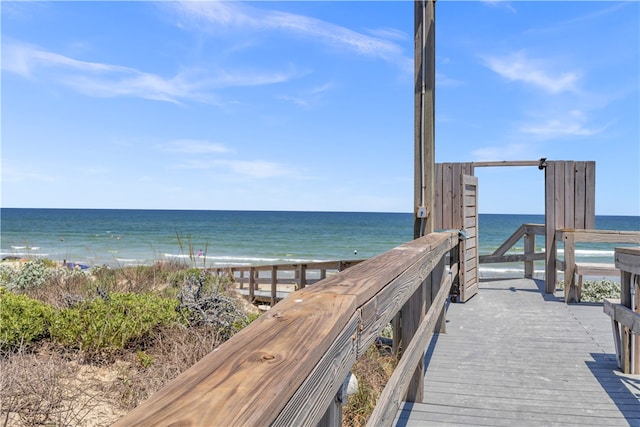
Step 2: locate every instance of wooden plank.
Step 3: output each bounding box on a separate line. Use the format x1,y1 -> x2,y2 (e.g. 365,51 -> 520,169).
249,267 -> 255,302
616,247 -> 640,274
574,162 -> 586,228
115,231 -> 458,427
463,194 -> 476,208
357,234 -> 458,356
480,253 -> 546,264
396,277 -> 640,426
434,163 -> 443,229
575,263 -> 619,277
492,224 -> 526,257
113,292 -> 358,426
564,232 -> 578,302
524,223 -> 545,235
585,161 -> 596,229
401,279 -> 426,402
545,161 -> 557,293
274,313 -> 359,426
568,230 -> 640,243
271,265 -> 278,306
564,161 -> 575,229
442,164 -> 453,230
524,231 -> 535,278
367,256 -> 450,427
554,161 -> 566,232
302,232 -> 458,307
603,299 -> 640,334
470,160 -> 541,168
452,163 -> 462,229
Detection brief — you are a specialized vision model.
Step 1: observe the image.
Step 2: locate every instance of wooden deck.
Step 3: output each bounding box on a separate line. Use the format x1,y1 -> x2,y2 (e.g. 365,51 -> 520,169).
394,277 -> 640,427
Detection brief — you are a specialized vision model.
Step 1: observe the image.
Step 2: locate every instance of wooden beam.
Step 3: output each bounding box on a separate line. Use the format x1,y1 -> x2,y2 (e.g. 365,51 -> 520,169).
603,299 -> 640,335
544,161 -> 556,293
414,0 -> 435,237
470,160 -> 541,168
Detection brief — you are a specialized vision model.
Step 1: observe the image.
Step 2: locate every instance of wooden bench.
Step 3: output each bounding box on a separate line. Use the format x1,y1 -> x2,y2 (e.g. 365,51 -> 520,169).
556,230 -> 640,302
574,262 -> 619,300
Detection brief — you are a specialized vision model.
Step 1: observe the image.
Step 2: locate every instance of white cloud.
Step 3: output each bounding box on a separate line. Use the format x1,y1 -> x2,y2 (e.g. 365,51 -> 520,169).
158,140 -> 230,154
2,40 -> 301,104
170,2 -> 408,65
519,110 -> 608,139
277,81 -> 335,108
471,143 -> 531,161
172,158 -> 295,179
483,51 -> 579,94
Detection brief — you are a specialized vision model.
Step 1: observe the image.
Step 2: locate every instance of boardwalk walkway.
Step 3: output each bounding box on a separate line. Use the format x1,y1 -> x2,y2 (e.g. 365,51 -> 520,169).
395,277 -> 640,426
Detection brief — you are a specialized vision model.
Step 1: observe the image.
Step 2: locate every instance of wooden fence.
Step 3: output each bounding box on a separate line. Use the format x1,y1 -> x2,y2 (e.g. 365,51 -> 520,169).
556,229 -> 640,302
113,231 -> 460,427
604,247 -> 640,374
478,223 -> 545,278
211,260 -> 364,306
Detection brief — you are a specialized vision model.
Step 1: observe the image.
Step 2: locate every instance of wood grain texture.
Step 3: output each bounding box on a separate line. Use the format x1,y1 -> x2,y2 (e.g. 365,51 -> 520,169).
368,258 -> 450,427
113,292 -> 357,426
545,161 -> 557,293
114,231 -> 459,426
616,247 -> 640,274
395,278 -> 640,426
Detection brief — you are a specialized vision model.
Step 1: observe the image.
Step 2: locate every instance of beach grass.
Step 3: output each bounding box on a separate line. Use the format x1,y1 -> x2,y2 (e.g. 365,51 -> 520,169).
2,258 -> 426,427
0,259 -> 256,426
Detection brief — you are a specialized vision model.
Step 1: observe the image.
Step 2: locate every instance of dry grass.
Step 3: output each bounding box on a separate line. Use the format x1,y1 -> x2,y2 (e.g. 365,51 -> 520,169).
0,261 -> 241,426
0,325 -> 227,426
1,260 -> 395,426
342,343 -> 397,427
1,345 -> 105,426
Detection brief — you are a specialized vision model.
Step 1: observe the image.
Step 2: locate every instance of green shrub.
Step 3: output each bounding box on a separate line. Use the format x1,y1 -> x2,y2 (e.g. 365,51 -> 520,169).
15,259 -> 52,290
0,287 -> 55,350
92,264 -> 117,291
49,292 -> 181,353
581,279 -> 621,303
0,264 -> 18,288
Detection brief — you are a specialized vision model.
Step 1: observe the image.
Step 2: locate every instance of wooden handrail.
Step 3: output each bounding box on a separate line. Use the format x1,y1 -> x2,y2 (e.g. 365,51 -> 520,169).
556,229 -> 640,302
113,231 -> 460,426
478,223 -> 545,278
214,260 -> 366,305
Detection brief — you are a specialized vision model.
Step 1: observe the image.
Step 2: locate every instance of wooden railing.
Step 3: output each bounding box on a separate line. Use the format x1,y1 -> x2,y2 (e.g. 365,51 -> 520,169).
604,246 -> 640,374
113,231 -> 460,427
210,260 -> 365,306
478,223 -> 546,278
556,229 -> 640,303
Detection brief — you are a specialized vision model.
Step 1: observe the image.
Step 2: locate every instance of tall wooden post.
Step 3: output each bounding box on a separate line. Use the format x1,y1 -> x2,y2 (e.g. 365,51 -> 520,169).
399,0 -> 436,404
414,0 -> 436,238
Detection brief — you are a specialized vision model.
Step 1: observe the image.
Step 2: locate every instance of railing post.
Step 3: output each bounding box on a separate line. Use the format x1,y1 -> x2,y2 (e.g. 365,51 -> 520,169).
401,278 -> 426,402
431,257 -> 447,333
271,265 -> 278,306
249,267 -> 255,303
450,244 -> 460,302
524,228 -> 535,279
299,264 -> 307,289
563,232 -> 578,302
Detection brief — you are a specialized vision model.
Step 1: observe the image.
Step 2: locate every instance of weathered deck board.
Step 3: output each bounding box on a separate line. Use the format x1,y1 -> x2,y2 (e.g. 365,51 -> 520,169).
394,278 -> 640,427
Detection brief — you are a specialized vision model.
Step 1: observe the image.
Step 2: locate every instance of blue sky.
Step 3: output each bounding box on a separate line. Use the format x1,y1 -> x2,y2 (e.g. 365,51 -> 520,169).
2,1 -> 638,216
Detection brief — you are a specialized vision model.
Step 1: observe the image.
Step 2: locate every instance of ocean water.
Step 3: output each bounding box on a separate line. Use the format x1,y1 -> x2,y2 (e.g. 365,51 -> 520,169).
1,209 -> 638,278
